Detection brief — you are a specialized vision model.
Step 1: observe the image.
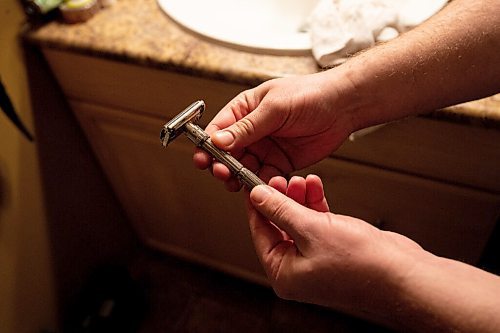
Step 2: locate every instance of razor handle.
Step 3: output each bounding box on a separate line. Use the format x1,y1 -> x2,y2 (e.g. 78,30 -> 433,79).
184,122 -> 265,190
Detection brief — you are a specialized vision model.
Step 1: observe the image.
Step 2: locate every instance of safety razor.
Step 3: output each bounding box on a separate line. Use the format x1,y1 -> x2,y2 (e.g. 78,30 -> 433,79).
160,100 -> 265,190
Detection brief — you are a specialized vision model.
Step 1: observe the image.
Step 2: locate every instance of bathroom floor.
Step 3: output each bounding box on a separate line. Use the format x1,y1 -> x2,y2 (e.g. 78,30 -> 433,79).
127,248 -> 391,333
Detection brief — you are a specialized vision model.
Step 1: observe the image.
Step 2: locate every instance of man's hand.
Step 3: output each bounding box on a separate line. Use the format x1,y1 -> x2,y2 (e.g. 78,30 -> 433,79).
247,175 -> 500,332
193,73 -> 357,191
247,175 -> 424,326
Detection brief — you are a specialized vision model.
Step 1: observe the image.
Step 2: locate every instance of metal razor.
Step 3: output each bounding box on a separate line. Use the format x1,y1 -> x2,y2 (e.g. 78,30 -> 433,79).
160,100 -> 265,190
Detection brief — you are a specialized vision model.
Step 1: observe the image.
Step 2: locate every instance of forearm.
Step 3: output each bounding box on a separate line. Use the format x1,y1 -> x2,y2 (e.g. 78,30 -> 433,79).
328,0 -> 500,130
394,253 -> 500,332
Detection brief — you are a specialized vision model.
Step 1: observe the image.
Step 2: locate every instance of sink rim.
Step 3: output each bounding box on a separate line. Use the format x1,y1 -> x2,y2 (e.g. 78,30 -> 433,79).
157,0 -> 314,56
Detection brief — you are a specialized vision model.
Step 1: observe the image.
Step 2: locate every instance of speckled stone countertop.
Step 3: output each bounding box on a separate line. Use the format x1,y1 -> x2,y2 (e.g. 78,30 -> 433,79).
25,0 -> 500,128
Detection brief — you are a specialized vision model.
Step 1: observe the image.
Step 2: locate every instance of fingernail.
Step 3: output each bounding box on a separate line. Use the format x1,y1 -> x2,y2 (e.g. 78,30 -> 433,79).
213,130 -> 234,147
251,185 -> 273,204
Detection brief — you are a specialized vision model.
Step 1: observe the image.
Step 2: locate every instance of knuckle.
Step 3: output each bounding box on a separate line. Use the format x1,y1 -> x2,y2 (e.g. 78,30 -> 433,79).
230,92 -> 249,110
229,89 -> 256,117
233,117 -> 256,138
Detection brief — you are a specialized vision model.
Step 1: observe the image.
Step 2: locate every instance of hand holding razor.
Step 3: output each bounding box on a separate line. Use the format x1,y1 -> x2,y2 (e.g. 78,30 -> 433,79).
160,100 -> 265,190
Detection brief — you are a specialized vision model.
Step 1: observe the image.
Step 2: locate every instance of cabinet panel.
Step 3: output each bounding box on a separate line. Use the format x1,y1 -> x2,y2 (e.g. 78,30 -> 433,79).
69,100 -> 267,284
299,159 -> 500,263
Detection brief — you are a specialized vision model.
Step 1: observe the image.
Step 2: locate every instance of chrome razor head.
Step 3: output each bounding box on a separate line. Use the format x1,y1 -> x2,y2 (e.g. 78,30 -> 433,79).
160,100 -> 205,147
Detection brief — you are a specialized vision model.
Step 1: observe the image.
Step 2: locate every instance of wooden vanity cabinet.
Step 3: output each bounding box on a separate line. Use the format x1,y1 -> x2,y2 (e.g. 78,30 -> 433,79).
42,48 -> 500,283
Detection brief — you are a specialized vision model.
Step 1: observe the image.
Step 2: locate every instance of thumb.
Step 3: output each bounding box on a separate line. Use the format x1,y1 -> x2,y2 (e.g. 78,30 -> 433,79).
250,185 -> 318,249
211,105 -> 283,151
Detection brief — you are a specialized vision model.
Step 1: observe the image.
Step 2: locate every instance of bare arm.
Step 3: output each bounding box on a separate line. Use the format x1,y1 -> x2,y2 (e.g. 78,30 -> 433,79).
396,254 -> 500,332
332,0 -> 500,130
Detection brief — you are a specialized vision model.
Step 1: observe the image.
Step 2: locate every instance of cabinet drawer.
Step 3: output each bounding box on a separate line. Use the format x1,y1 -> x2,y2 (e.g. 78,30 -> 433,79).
299,158 -> 500,264
334,117 -> 500,193
42,48 -> 250,125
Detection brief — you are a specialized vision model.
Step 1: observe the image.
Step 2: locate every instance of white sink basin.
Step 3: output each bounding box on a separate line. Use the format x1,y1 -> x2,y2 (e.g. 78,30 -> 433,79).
157,0 -> 319,55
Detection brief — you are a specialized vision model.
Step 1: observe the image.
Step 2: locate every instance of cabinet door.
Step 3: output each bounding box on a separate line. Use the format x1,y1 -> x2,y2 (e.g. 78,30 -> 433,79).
70,100 -> 267,284
299,159 -> 500,263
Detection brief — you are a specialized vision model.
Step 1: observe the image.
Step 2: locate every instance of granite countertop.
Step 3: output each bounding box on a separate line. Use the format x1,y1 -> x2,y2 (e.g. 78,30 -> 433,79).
25,0 -> 500,128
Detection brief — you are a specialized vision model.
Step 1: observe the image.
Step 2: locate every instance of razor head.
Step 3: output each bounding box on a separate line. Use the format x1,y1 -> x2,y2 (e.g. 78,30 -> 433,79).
160,100 -> 205,147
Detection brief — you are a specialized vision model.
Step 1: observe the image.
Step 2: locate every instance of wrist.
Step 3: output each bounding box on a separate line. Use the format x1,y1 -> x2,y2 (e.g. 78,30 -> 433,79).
383,247 -> 443,330
396,254 -> 500,332
363,237 -> 438,329
320,61 -> 390,134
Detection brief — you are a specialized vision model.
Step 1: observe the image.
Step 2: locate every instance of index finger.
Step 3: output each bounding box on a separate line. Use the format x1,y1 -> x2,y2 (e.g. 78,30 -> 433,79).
204,89 -> 261,135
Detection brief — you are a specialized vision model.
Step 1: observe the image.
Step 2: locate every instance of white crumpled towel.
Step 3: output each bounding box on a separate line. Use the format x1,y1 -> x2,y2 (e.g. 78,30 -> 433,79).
309,0 -> 448,67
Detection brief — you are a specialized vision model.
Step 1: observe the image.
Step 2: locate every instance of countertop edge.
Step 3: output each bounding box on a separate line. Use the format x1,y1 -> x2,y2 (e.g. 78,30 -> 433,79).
23,32 -> 274,87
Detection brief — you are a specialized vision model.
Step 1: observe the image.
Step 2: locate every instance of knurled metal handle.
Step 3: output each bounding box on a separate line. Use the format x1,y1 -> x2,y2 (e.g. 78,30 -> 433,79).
184,123 -> 265,190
